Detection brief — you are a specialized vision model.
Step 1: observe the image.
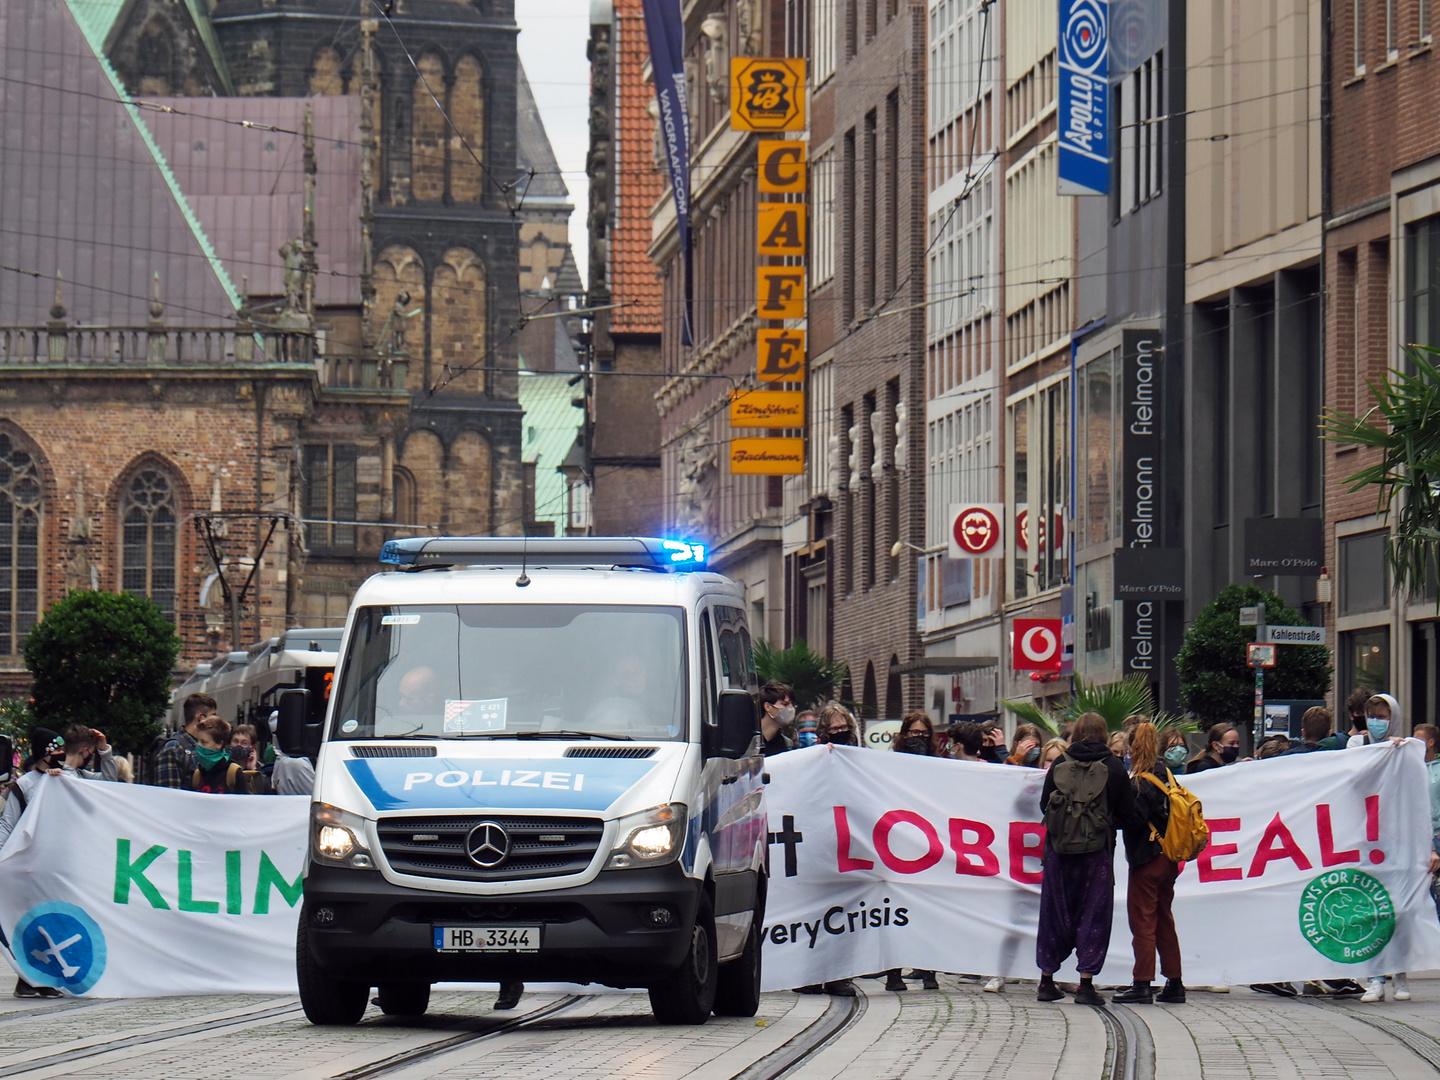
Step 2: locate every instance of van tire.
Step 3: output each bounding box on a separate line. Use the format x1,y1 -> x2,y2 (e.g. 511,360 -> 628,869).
376,983 -> 431,1017
296,912 -> 369,1025
713,917 -> 762,1017
649,893 -> 718,1024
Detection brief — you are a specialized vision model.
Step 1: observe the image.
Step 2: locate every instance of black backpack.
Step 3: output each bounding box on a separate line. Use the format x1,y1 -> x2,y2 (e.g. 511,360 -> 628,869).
1043,756 -> 1113,854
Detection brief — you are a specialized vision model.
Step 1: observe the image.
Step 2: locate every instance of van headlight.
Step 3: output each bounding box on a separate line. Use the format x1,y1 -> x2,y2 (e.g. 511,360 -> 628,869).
607,803 -> 687,869
311,803 -> 374,869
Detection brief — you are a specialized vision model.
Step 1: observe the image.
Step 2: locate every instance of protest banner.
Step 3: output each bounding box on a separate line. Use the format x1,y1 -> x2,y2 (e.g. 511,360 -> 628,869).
0,776 -> 307,996
759,740 -> 1440,989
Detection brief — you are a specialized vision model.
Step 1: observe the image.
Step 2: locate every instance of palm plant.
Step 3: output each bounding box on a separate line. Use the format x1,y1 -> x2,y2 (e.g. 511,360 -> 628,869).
752,638 -> 849,711
1321,346 -> 1440,602
1001,674 -> 1193,735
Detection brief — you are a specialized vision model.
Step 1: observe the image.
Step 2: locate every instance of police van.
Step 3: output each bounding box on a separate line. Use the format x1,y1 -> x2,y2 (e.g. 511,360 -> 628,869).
276,537 -> 769,1026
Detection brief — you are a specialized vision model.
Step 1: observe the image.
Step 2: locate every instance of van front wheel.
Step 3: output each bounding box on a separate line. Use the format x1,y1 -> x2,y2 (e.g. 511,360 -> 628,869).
713,916 -> 762,1017
296,911 -> 369,1026
649,894 -> 718,1024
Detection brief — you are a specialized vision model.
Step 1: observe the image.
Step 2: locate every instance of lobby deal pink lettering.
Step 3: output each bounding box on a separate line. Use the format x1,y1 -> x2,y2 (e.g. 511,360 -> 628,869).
949,819 -> 1000,877
1247,813 -> 1313,877
1316,803 -> 1360,866
1008,822 -> 1045,884
874,810 -> 944,874
835,806 -> 1043,882
833,806 -> 875,871
1197,818 -> 1242,882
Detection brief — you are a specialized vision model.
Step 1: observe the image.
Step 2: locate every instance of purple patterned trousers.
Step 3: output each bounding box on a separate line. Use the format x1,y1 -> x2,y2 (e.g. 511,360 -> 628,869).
1035,844 -> 1115,976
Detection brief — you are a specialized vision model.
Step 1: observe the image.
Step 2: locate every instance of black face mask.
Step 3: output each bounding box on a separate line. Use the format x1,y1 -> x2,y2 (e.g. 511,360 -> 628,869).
1219,745 -> 1240,764
829,731 -> 858,746
901,735 -> 932,755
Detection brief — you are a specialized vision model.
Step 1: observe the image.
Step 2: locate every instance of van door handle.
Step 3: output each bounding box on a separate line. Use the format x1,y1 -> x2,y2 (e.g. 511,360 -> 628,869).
721,774 -> 739,784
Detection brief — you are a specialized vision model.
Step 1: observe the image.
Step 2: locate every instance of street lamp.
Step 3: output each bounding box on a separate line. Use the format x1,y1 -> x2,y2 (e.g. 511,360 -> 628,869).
890,541 -> 947,558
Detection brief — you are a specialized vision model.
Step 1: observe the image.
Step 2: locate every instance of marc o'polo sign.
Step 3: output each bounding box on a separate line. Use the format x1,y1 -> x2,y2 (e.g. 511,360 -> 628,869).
1245,518 -> 1323,576
1113,547 -> 1184,599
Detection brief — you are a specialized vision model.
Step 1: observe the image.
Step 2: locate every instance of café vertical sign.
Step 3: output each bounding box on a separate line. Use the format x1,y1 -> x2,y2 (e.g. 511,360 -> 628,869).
729,59 -> 807,476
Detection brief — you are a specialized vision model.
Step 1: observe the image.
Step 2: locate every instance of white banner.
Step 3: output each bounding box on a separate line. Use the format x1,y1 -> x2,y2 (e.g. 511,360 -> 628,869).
0,776 -> 308,996
759,741 -> 1440,989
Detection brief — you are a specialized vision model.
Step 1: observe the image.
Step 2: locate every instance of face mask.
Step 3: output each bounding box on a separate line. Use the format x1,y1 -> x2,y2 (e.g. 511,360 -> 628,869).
1023,746 -> 1041,766
1164,746 -> 1188,768
902,735 -> 931,755
1219,745 -> 1240,764
829,731 -> 858,746
196,745 -> 229,770
1367,718 -> 1390,741
231,746 -> 252,763
775,705 -> 796,726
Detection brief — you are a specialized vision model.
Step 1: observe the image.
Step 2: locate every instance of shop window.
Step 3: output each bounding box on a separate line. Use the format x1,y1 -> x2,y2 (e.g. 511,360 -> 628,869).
1339,530 -> 1389,616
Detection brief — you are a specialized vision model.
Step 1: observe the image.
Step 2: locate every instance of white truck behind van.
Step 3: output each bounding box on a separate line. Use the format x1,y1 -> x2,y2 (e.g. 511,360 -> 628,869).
276,537 -> 769,1026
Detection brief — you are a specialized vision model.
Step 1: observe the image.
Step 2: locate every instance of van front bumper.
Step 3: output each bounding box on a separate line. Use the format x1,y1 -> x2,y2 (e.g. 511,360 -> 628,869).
301,863 -> 700,987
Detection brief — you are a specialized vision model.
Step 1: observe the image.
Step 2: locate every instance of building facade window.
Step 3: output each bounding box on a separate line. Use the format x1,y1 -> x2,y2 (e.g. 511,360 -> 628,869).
1115,51 -> 1163,217
812,148 -> 837,286
1340,626 -> 1389,694
1340,529 -> 1390,615
1007,376 -> 1069,599
1355,0 -> 1367,74
1077,349 -> 1121,550
1386,0 -> 1398,59
0,433 -> 41,656
1405,213 -> 1440,354
813,0 -> 837,83
303,444 -> 358,552
120,470 -> 176,618
1422,0 -> 1432,42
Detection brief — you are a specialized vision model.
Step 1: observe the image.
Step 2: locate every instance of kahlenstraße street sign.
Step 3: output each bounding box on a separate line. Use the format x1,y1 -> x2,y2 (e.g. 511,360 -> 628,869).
1263,625 -> 1328,646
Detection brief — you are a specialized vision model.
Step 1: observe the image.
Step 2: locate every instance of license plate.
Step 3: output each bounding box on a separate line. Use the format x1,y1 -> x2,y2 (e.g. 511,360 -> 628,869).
434,925 -> 541,953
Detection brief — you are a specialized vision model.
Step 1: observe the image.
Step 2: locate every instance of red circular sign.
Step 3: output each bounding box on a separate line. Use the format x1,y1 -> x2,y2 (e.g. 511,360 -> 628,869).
951,506 -> 1001,555
1016,510 -> 1065,554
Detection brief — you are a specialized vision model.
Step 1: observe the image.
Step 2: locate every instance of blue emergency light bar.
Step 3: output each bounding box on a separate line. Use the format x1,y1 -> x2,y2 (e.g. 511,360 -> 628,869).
378,536 -> 708,571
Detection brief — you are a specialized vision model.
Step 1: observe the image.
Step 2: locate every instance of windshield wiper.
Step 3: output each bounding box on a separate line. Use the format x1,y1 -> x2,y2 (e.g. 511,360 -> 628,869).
444,729 -> 634,741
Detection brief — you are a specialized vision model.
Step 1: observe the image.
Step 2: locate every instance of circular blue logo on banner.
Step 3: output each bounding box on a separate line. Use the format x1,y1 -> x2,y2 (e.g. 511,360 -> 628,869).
1063,0 -> 1108,71
13,903 -> 106,995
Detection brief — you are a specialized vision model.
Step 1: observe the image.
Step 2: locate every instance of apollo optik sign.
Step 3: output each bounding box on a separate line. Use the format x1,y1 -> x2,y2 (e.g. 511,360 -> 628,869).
1058,0 -> 1109,196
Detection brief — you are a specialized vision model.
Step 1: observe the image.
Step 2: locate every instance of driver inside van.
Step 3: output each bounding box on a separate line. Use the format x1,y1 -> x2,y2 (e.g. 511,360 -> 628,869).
397,666 -> 442,714
584,655 -> 676,737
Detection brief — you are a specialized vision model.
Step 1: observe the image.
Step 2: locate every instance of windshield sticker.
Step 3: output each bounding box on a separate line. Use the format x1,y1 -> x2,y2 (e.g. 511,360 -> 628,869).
444,699 -> 507,733
341,719 -> 359,734
381,614 -> 422,625
345,756 -> 660,813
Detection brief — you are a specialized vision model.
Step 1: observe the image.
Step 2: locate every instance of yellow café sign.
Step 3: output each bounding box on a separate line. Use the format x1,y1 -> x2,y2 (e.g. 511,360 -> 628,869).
730,58 -> 806,132
729,388 -> 806,428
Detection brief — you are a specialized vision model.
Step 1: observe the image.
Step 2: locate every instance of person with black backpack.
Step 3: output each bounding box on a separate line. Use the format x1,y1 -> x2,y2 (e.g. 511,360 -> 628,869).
1035,712 -> 1138,1005
152,692 -> 216,788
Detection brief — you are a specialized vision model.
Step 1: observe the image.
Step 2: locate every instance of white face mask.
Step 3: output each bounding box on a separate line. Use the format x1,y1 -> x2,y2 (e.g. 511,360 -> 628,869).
775,704 -> 796,725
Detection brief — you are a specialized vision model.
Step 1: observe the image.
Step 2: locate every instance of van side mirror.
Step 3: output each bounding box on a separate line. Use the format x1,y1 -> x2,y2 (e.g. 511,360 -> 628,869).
709,689 -> 758,759
276,688 -> 320,761
0,734 -> 11,784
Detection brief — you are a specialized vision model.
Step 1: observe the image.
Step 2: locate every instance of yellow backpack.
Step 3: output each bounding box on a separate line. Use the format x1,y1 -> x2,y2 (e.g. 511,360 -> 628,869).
1141,771 -> 1210,862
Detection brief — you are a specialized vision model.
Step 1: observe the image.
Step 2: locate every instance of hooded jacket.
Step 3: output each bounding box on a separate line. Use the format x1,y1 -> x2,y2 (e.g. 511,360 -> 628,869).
1348,692 -> 1402,748
1038,740 -> 1139,849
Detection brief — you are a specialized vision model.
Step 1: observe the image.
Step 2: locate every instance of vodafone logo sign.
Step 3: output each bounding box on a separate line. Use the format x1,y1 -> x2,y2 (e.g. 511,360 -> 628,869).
946,503 -> 1004,559
1012,618 -> 1063,671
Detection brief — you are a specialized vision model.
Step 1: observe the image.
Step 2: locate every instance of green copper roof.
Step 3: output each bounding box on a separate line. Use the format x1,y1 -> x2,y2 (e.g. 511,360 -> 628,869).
518,369 -> 584,533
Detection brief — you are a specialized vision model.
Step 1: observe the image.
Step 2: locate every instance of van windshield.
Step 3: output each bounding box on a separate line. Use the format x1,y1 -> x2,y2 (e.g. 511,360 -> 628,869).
330,604 -> 688,741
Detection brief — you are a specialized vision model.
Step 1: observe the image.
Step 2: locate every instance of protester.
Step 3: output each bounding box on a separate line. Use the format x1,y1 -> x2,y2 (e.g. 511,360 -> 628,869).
817,703 -> 859,746
266,710 -> 316,796
978,720 -> 1007,764
1160,729 -> 1189,772
1114,722 -> 1185,1005
153,692 -> 216,788
1344,686 -> 1374,742
229,723 -> 267,793
1035,712 -> 1138,1005
948,720 -> 984,761
1283,707 -> 1334,755
1005,724 -> 1045,766
1256,736 -> 1291,759
1,728 -> 66,997
189,716 -> 247,794
1416,724 -> 1440,918
60,725 -> 118,781
114,757 -> 134,783
760,681 -> 797,756
1350,694 -> 1400,748
892,712 -> 937,757
1109,731 -> 1130,766
1186,723 -> 1239,774
1038,738 -> 1068,770
882,712 -> 941,993
795,709 -> 819,748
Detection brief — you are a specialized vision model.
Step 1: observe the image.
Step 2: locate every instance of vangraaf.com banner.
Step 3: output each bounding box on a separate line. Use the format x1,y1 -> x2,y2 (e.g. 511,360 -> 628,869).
759,741 -> 1440,989
0,777 -> 308,996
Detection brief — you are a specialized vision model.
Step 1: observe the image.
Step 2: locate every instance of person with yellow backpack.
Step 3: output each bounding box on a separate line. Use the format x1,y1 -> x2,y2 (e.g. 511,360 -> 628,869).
1113,722 -> 1209,1005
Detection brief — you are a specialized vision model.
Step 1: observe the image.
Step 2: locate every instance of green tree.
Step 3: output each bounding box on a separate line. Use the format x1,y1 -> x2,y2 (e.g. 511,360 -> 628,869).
0,697 -> 34,746
24,591 -> 181,755
1002,673 -> 1192,735
1321,347 -> 1440,600
1176,583 -> 1331,729
753,638 -> 849,711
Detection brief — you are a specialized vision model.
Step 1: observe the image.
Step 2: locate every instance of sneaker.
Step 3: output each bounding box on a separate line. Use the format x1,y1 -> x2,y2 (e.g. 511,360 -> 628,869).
1073,981 -> 1107,1006
1393,974 -> 1411,1001
12,980 -> 41,999
1250,982 -> 1298,997
885,973 -> 907,992
1156,979 -> 1186,1004
1113,982 -> 1153,1004
1037,979 -> 1065,1002
494,981 -> 523,1010
1360,978 -> 1385,1003
36,987 -> 60,998
1324,979 -> 1365,997
982,976 -> 1005,994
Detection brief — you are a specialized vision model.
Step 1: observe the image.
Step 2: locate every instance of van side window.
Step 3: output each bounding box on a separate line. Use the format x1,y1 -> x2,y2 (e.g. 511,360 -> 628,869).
700,610 -> 717,727
738,627 -> 758,691
718,628 -> 747,690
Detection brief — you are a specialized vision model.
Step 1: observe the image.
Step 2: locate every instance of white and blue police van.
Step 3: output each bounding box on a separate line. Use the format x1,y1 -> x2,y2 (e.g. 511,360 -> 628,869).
275,537 -> 769,1026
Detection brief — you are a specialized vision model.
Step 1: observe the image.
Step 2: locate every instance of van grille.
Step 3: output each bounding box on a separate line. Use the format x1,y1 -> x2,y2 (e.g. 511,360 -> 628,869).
563,745 -> 658,759
350,745 -> 438,758
376,815 -> 605,882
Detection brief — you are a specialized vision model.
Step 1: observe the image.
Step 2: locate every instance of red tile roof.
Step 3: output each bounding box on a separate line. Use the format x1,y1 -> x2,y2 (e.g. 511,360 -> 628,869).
609,0 -> 664,335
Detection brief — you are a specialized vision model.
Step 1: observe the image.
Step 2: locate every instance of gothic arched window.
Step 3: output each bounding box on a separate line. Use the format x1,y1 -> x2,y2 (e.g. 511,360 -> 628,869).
0,434 -> 42,656
121,470 -> 176,618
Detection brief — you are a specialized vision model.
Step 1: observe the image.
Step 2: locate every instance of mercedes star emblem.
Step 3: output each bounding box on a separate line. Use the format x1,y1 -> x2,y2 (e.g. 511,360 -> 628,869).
466,822 -> 511,868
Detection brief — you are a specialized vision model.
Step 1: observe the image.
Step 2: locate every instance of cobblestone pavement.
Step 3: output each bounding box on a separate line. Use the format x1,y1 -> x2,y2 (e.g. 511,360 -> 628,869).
2,975 -> 1439,1078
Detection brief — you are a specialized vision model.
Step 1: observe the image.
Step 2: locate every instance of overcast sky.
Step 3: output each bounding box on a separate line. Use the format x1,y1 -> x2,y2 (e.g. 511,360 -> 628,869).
516,0 -> 593,290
